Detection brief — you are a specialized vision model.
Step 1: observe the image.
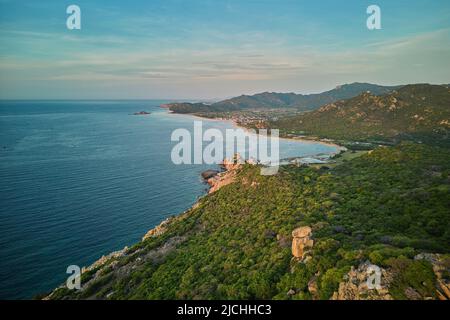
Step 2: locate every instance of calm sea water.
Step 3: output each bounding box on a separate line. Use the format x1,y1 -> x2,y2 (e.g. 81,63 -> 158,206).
0,101 -> 338,299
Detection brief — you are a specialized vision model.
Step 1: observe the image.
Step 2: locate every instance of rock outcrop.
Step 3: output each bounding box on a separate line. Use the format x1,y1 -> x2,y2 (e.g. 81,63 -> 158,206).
142,218 -> 170,241
291,226 -> 313,261
206,171 -> 237,194
414,253 -> 450,300
81,247 -> 129,275
331,261 -> 393,300
206,154 -> 257,194
44,246 -> 130,299
331,254 -> 450,300
201,170 -> 220,180
221,153 -> 245,170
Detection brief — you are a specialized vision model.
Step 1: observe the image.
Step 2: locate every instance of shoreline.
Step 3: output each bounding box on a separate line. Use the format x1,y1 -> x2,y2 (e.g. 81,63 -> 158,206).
45,109 -> 344,298
166,110 -> 345,151
44,153 -> 240,299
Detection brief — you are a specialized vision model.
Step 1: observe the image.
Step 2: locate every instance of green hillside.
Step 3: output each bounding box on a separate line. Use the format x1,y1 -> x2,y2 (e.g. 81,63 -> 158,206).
271,84 -> 450,146
48,143 -> 450,300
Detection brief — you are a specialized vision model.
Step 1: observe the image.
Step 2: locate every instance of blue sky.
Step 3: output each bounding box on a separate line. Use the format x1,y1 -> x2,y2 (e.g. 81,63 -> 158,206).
0,0 -> 449,99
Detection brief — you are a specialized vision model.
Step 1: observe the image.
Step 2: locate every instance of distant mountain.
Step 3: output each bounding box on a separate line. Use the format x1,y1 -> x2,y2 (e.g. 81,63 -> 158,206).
272,84 -> 450,145
161,102 -> 214,114
164,83 -> 402,113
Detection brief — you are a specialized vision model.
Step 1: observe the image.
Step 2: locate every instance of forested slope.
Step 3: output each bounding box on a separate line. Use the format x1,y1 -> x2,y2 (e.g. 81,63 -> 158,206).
48,143 -> 450,300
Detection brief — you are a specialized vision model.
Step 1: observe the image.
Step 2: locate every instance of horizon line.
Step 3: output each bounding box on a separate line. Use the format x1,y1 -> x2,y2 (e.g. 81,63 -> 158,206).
1,81 -> 449,102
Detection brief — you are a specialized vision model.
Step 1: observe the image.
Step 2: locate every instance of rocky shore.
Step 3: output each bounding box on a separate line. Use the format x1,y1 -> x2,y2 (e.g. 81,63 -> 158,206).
45,154 -> 253,299
44,143 -> 450,300
202,154 -> 257,194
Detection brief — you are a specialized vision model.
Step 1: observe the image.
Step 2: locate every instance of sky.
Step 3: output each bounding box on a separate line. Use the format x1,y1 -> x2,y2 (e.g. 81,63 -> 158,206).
0,0 -> 449,99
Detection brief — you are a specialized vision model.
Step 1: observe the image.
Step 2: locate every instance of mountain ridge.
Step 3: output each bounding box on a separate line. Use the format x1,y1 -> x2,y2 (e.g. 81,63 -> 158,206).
271,83 -> 450,146
164,82 -> 403,113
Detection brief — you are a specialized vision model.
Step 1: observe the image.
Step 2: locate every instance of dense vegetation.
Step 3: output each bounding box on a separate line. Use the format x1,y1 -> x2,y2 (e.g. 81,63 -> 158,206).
271,84 -> 450,147
49,143 -> 450,300
165,83 -> 400,114
164,102 -> 235,114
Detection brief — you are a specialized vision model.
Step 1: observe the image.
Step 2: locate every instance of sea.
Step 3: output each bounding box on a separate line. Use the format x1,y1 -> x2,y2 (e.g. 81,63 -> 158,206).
0,100 -> 339,299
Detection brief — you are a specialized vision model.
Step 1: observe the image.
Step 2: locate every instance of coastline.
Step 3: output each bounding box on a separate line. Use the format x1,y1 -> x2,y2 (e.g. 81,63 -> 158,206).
44,153 -> 240,299
45,109 -> 343,299
42,109 -> 450,300
166,110 -> 345,151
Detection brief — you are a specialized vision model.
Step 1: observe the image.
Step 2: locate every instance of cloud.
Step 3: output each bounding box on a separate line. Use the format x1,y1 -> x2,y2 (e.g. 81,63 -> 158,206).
1,18 -> 449,98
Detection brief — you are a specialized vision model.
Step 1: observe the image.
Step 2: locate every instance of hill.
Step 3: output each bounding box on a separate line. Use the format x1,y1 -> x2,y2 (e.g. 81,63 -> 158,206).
164,83 -> 401,114
47,143 -> 450,300
271,84 -> 450,146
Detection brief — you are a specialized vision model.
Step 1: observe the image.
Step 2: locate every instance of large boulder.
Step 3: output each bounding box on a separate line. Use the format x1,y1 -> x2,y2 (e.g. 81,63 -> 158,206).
291,226 -> 313,260
292,226 -> 312,238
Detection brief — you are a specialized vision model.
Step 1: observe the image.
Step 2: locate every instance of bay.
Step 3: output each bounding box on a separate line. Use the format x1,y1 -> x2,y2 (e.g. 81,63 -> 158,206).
0,100 -> 338,299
